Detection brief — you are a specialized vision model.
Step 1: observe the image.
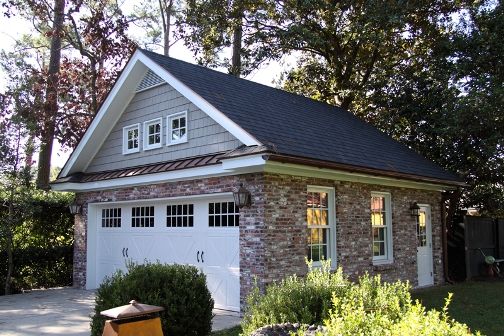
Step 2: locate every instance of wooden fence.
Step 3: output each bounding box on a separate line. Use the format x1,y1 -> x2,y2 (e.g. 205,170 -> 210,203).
464,216 -> 504,279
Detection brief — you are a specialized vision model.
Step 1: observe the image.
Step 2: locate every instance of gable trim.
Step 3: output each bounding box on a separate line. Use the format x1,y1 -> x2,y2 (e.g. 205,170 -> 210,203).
61,50 -> 148,177
60,49 -> 261,178
138,51 -> 260,147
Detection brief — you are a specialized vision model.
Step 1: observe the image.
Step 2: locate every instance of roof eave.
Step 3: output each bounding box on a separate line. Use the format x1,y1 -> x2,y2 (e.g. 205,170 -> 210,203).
266,154 -> 466,189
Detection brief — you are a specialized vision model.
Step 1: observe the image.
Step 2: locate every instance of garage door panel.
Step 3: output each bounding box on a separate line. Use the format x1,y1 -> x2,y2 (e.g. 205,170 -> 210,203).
98,234 -> 127,261
205,234 -> 239,268
205,268 -> 240,311
96,260 -> 127,285
93,198 -> 240,312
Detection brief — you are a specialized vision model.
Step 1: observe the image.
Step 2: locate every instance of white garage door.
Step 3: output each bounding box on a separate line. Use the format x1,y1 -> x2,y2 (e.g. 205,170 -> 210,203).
89,196 -> 240,312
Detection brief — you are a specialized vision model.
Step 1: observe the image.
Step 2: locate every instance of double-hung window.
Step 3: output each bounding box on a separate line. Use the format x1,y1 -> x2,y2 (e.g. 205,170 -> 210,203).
371,192 -> 393,263
167,111 -> 188,145
144,118 -> 162,150
306,186 -> 336,267
123,124 -> 140,154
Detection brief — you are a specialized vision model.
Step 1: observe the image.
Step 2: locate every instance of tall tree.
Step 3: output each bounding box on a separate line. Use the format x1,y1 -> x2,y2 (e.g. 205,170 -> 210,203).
2,0 -> 135,178
130,0 -> 180,56
178,0 -> 251,75
180,0 -> 503,214
36,0 -> 65,190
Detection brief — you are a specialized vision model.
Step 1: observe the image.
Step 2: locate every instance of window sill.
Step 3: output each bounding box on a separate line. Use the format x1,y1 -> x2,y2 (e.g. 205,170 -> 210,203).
143,144 -> 162,151
123,149 -> 139,155
372,262 -> 396,272
167,138 -> 188,146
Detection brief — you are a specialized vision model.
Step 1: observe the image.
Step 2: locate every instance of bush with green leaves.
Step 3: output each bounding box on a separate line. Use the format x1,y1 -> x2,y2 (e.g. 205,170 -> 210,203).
242,261 -> 350,334
90,261 -> 214,336
242,261 -> 476,335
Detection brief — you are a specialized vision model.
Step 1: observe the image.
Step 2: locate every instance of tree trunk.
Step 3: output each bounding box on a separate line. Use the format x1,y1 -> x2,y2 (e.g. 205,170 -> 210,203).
4,194 -> 15,295
230,22 -> 242,77
36,0 -> 65,190
160,0 -> 173,56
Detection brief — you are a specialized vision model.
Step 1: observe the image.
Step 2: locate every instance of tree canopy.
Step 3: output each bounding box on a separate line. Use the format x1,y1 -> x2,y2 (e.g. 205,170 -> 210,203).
179,0 -> 503,215
0,0 -> 502,214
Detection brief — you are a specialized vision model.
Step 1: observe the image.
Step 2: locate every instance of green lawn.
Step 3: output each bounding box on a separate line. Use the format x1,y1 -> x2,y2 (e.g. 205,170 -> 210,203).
412,281 -> 504,336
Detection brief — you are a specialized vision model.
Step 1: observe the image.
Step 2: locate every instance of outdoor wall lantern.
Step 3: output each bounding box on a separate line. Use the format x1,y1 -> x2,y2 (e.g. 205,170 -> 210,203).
233,183 -> 251,208
410,202 -> 420,217
69,201 -> 82,215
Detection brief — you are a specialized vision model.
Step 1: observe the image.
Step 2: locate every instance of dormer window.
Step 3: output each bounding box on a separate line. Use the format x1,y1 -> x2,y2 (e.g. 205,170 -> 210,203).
144,118 -> 162,150
167,111 -> 188,145
123,124 -> 140,154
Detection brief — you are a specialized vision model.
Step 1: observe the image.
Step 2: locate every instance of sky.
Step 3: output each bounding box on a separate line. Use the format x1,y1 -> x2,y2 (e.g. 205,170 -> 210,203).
0,7 -> 291,168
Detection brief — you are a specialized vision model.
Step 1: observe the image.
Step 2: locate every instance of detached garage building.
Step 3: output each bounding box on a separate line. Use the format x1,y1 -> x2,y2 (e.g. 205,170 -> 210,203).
53,49 -> 464,312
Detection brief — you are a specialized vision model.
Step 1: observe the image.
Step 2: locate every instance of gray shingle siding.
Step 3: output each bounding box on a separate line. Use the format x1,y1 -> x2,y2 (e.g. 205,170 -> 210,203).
86,83 -> 242,173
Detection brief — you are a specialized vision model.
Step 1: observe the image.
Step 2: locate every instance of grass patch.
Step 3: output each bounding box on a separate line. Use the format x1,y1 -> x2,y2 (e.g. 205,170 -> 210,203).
412,281 -> 504,336
211,325 -> 242,336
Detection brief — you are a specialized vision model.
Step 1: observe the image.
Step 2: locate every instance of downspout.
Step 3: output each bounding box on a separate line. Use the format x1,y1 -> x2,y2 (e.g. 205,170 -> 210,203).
441,191 -> 454,284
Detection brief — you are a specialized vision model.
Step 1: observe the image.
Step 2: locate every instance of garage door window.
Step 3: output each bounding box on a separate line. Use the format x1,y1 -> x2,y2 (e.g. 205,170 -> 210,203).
209,202 -> 239,227
167,204 -> 194,227
131,206 -> 155,227
102,208 -> 121,228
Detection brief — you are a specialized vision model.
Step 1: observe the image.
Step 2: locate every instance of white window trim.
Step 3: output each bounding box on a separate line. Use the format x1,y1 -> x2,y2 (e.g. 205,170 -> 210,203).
122,123 -> 140,155
371,191 -> 394,264
143,118 -> 163,150
307,185 -> 337,269
167,111 -> 188,146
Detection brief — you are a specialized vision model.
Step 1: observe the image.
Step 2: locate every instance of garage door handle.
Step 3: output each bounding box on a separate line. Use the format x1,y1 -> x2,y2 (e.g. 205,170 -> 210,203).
201,251 -> 204,263
197,251 -> 200,263
125,248 -> 129,258
122,248 -> 125,257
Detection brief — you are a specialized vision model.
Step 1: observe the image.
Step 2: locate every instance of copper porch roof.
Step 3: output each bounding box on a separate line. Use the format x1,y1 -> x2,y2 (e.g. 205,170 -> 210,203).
53,153 -> 224,184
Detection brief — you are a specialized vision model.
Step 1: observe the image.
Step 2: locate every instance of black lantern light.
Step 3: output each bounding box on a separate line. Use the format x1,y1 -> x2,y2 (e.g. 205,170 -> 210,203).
410,202 -> 420,217
69,201 -> 82,215
233,183 -> 251,208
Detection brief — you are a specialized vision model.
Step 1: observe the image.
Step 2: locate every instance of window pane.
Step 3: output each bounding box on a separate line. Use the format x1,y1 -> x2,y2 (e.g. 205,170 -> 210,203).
371,213 -> 383,226
172,118 -> 179,128
172,129 -> 180,140
321,210 -> 328,225
320,193 -> 328,207
307,209 -> 314,225
180,117 -> 186,128
313,209 -> 321,225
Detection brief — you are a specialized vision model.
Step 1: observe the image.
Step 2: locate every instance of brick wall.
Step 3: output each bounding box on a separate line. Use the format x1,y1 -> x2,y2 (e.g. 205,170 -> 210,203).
73,173 -> 267,309
73,171 -> 444,311
258,173 -> 444,287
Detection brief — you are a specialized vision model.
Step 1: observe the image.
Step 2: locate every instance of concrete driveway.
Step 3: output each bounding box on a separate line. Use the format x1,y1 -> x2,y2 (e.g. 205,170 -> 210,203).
0,288 -> 240,335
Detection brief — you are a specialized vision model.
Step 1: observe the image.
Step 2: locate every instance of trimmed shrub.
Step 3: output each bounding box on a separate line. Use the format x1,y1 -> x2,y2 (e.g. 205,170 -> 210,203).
242,262 -> 349,335
90,261 -> 214,336
242,262 -> 476,335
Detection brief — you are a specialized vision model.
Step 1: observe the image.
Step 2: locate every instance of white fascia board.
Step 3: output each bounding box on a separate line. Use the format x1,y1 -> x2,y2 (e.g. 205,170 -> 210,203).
137,53 -> 261,147
220,154 -> 267,170
264,161 -> 454,191
52,155 -> 266,192
61,50 -> 148,177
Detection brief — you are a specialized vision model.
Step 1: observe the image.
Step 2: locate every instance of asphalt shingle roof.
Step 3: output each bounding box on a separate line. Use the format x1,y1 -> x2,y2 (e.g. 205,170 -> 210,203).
141,49 -> 461,183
